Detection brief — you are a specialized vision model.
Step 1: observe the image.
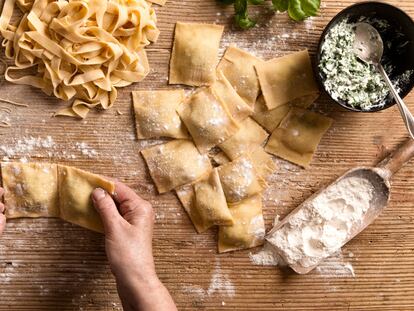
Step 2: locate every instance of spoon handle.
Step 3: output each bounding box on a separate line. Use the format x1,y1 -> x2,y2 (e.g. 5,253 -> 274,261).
378,138 -> 414,177
378,65 -> 414,140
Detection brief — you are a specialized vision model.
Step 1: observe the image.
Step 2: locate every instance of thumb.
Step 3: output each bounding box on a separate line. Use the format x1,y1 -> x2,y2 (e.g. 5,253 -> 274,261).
92,188 -> 122,234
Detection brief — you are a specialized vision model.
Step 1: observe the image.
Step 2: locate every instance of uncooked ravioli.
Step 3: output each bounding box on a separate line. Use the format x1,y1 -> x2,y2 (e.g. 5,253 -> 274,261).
141,140 -> 212,193
1,162 -> 59,218
177,87 -> 240,154
169,22 -> 224,86
132,89 -> 188,139
218,195 -> 265,253
265,107 -> 333,168
58,165 -> 115,233
255,50 -> 319,110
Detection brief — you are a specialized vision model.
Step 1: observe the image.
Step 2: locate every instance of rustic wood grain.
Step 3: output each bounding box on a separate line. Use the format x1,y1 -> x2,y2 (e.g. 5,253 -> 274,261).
0,0 -> 414,310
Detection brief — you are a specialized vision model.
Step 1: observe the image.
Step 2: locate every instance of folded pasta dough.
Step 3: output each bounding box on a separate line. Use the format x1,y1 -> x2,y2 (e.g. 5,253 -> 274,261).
177,88 -> 240,153
1,162 -> 59,218
249,147 -> 276,181
58,165 -> 115,233
141,140 -> 212,193
212,71 -> 253,121
0,0 -> 159,118
265,107 -> 333,168
218,117 -> 268,160
218,195 -> 265,253
217,46 -> 263,106
169,22 -> 224,86
133,90 -> 188,139
194,168 -> 233,226
217,155 -> 265,203
255,50 -> 319,110
176,185 -> 212,233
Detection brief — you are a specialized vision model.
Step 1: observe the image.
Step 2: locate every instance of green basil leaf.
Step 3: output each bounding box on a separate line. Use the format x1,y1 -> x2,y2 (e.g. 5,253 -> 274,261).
288,0 -> 320,21
272,0 -> 288,12
235,14 -> 257,29
301,0 -> 320,16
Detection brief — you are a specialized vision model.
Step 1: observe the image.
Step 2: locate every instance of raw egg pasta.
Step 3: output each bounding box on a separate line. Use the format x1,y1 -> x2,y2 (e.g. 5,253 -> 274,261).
0,0 -> 159,118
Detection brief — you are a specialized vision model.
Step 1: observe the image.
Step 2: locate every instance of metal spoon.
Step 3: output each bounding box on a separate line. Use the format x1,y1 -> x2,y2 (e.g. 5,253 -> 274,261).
266,138 -> 414,274
353,22 -> 414,139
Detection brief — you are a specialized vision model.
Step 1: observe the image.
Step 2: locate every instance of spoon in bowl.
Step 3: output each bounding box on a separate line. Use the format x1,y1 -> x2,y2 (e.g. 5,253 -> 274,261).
353,22 -> 414,139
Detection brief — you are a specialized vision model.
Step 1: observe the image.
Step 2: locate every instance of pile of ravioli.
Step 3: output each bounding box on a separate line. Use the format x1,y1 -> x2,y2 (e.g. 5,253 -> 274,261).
1,162 -> 114,232
0,0 -> 162,118
134,22 -> 333,253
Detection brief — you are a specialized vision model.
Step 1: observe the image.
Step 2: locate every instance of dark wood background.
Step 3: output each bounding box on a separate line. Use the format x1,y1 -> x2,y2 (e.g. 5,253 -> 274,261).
0,0 -> 413,310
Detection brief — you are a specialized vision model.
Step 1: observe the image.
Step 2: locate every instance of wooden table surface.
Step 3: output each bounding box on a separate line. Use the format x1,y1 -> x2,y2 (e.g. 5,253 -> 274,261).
0,0 -> 414,310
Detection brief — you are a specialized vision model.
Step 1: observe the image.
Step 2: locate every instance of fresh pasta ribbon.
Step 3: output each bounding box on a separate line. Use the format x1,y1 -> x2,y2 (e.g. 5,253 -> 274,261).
0,0 -> 159,118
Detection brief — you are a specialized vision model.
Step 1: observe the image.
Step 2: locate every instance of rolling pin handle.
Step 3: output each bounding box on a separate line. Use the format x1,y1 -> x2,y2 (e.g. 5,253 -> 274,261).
378,138 -> 414,177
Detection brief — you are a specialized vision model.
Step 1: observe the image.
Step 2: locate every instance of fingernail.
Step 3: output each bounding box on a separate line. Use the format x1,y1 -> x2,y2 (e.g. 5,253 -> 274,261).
92,188 -> 106,202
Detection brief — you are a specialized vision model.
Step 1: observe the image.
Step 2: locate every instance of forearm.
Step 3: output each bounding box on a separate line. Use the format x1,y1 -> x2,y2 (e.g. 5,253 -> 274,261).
116,275 -> 177,311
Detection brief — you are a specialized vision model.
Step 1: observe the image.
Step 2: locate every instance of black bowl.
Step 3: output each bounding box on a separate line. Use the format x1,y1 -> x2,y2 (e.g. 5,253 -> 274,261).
316,2 -> 414,112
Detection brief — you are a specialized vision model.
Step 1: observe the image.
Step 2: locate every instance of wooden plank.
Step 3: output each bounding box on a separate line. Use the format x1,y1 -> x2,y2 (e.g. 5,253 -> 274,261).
0,0 -> 414,310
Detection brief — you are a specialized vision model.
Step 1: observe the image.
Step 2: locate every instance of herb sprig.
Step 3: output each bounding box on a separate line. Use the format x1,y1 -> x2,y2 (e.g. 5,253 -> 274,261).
219,0 -> 321,29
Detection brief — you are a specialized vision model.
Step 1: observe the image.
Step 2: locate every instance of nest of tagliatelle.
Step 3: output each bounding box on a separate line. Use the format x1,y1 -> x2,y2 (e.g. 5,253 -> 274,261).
0,0 -> 159,118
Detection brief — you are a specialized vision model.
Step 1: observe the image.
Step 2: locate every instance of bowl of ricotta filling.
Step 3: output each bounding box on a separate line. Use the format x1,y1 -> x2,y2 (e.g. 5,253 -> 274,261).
317,2 -> 414,112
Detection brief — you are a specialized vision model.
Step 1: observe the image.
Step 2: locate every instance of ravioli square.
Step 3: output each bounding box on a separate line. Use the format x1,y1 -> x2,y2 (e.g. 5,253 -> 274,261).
217,155 -> 265,203
265,107 -> 333,168
141,140 -> 212,193
218,195 -> 265,253
58,165 -> 115,233
252,95 -> 293,133
194,168 -> 233,226
169,22 -> 224,86
255,50 -> 319,110
132,89 -> 188,139
177,87 -> 240,153
176,185 -> 212,233
218,117 -> 268,160
1,162 -> 59,218
217,46 -> 263,106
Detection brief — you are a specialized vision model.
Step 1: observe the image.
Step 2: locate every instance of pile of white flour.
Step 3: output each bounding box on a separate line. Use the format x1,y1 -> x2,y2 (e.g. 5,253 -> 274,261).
266,176 -> 374,268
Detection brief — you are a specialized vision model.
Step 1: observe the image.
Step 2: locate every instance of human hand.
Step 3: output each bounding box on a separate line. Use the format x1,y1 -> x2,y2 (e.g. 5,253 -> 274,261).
92,181 -> 177,311
0,188 -> 6,236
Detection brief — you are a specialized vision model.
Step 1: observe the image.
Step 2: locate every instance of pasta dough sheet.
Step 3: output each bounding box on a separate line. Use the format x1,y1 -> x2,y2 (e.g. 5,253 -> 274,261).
194,168 -> 233,226
255,50 -> 319,110
176,185 -> 212,233
141,140 -> 212,193
177,88 -> 240,153
213,71 -> 253,121
0,0 -> 159,118
265,107 -> 333,168
133,90 -> 188,139
218,117 -> 268,160
169,22 -> 224,86
218,195 -> 265,253
58,165 -> 115,233
217,46 -> 263,106
1,162 -> 59,218
217,155 -> 265,203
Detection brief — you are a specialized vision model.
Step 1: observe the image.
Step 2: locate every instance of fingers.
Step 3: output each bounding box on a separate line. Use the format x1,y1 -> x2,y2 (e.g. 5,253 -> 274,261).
113,182 -> 154,225
92,188 -> 124,234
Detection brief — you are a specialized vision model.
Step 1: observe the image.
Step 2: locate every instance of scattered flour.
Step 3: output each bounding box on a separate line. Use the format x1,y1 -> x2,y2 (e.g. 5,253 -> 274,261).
0,136 -> 99,161
180,259 -> 235,302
